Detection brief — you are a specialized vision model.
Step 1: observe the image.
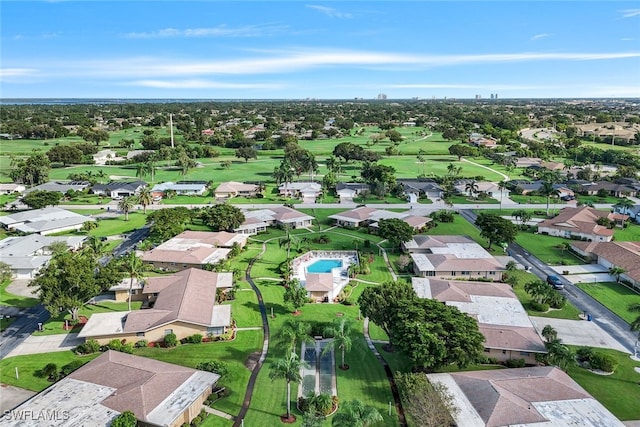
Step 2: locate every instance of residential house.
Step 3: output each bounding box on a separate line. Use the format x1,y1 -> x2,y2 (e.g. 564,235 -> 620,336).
91,180 -> 146,199
151,181 -> 209,198
614,203 -> 640,223
23,181 -> 91,195
454,180 -> 500,197
509,180 -> 574,198
279,182 -> 322,201
571,241 -> 640,289
92,149 -> 120,165
403,235 -> 504,280
126,149 -> 155,160
537,206 -> 627,242
235,207 -> 314,234
0,207 -> 95,235
0,234 -> 86,279
412,278 -> 546,364
328,207 -> 431,231
141,230 -> 248,270
214,181 -> 260,199
335,182 -> 372,200
0,350 -> 220,427
428,366 -> 625,427
515,157 -> 542,168
79,268 -> 232,344
581,181 -> 637,198
397,179 -> 444,200
0,183 -> 25,195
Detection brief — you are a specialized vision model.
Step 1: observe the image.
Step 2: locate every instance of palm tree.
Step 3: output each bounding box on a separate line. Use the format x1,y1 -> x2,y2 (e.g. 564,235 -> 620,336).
84,235 -> 106,256
144,160 -> 157,182
278,319 -> 313,351
497,180 -> 508,211
465,180 -> 479,198
614,197 -> 635,214
81,220 -> 98,232
323,318 -> 353,370
121,251 -> 145,312
539,181 -> 560,216
135,163 -> 147,180
629,304 -> 640,347
137,187 -> 153,214
269,352 -> 308,421
608,266 -> 626,283
118,196 -> 135,221
279,226 -> 297,258
544,340 -> 575,372
332,399 -> 383,427
541,325 -> 558,343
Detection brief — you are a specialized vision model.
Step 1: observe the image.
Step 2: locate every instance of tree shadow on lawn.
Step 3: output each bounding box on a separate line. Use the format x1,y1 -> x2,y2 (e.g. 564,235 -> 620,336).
243,300 -> 290,318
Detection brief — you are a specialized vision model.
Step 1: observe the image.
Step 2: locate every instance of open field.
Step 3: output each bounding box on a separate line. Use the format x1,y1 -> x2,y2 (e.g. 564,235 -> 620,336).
515,231 -> 584,266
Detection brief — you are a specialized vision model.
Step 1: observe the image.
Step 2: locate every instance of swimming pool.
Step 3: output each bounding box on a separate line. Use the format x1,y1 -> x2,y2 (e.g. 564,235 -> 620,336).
307,259 -> 343,273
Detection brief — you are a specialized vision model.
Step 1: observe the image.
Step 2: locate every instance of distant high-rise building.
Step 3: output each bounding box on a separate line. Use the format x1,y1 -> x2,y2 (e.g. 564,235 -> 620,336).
475,94 -> 482,100
377,93 -> 387,100
490,94 -> 495,100
495,93 -> 498,99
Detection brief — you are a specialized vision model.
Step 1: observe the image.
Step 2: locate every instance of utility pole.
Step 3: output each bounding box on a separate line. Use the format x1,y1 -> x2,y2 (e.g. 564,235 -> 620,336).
169,113 -> 175,149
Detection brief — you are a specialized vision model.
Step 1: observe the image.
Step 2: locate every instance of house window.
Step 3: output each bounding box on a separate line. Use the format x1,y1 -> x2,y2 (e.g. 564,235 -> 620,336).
489,271 -> 495,275
461,271 -> 469,275
426,271 -> 435,277
136,332 -> 145,337
451,272 -> 456,276
502,350 -> 507,355
164,329 -> 173,336
207,327 -> 224,336
484,348 -> 491,353
131,290 -> 137,295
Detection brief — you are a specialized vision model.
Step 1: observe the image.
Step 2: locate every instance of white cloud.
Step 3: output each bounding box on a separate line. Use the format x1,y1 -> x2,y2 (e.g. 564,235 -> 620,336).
126,79 -> 284,90
619,9 -> 640,18
306,5 -> 352,19
123,24 -> 288,39
621,38 -> 636,41
9,50 -> 640,81
0,68 -> 38,78
531,33 -> 552,41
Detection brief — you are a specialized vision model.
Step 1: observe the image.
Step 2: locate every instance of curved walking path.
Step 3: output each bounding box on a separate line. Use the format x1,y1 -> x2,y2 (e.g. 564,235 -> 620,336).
232,239 -> 271,427
461,157 -> 509,181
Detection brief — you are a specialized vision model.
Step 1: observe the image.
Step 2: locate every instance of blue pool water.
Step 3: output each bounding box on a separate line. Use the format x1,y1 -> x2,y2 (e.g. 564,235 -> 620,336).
307,259 -> 343,273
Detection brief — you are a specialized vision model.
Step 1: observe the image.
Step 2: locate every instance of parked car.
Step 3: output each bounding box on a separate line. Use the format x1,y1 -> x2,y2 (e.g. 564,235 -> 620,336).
546,275 -> 564,290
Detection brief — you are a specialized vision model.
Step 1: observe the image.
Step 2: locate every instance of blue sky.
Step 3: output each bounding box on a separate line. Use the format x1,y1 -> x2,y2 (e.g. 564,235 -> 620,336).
1,1 -> 639,99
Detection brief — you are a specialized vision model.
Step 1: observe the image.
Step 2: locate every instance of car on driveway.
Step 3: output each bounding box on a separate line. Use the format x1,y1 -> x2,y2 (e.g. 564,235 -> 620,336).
547,275 -> 564,289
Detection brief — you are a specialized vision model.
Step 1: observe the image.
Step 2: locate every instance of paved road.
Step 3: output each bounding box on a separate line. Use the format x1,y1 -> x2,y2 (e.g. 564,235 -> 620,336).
0,304 -> 50,360
459,209 -> 638,354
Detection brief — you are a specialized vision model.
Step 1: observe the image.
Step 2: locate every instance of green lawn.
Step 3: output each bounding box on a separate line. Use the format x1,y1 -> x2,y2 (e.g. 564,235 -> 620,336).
507,270 -> 582,319
34,301 -> 143,336
426,214 -> 489,248
614,223 -> 640,241
515,231 -> 584,266
88,212 -> 148,237
576,194 -> 623,205
243,280 -> 399,426
566,347 -> 640,420
0,280 -> 40,308
446,195 -> 499,205
510,195 -> 566,206
576,282 -> 640,324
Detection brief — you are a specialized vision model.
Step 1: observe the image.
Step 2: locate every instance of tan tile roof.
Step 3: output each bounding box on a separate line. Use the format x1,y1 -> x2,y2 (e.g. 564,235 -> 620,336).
450,367 -> 590,426
305,273 -> 334,291
329,207 -> 378,221
142,230 -> 247,264
571,241 -> 640,283
68,351 -> 218,424
124,268 -> 230,331
215,181 -> 258,194
537,206 -> 615,237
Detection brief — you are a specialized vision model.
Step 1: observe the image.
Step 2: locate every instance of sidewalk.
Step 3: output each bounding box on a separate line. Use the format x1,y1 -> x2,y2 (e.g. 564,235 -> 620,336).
5,333 -> 83,358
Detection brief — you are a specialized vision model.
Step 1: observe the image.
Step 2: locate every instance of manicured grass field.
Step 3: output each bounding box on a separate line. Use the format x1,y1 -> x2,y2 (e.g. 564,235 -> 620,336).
576,194 -> 623,205
34,301 -> 143,336
0,280 -> 40,308
88,212 -> 148,237
243,280 -> 399,426
514,231 -> 584,266
575,282 -> 640,324
446,195 -> 499,205
566,347 -> 640,420
510,194 -> 565,205
426,214 -> 489,247
614,222 -> 640,241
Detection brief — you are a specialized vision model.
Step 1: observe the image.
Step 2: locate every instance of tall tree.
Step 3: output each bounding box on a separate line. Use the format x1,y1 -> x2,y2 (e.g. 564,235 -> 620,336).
283,279 -> 307,314
118,196 -> 135,221
22,190 -> 62,209
200,204 -> 245,231
475,213 -> 517,250
630,303 -> 640,343
29,251 -> 104,321
377,218 -> 414,249
278,319 -> 313,351
358,281 -> 416,349
465,180 -> 479,198
539,181 -> 560,216
269,352 -> 308,422
395,372 -> 458,427
331,399 -> 383,427
9,153 -> 51,186
608,266 -> 626,283
120,252 -> 146,312
323,318 -> 353,370
137,187 -> 153,214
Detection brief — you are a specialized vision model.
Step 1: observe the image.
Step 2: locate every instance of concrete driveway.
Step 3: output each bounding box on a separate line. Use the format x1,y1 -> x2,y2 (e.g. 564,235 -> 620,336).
550,264 -> 608,274
5,333 -> 83,358
564,273 -> 616,284
0,384 -> 36,412
5,279 -> 38,299
530,317 -> 629,353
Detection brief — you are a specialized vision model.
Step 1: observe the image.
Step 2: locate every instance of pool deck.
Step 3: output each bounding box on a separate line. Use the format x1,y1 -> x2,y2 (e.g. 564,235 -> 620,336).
292,251 -> 358,302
